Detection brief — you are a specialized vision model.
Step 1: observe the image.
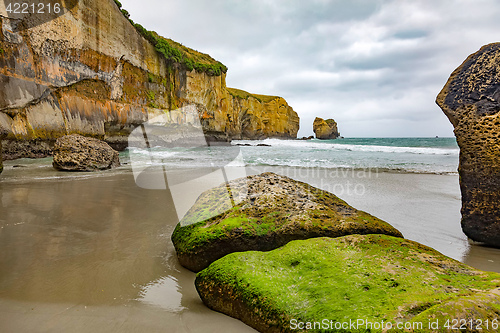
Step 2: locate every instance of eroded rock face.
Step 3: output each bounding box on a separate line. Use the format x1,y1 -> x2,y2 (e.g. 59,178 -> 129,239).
52,134 -> 120,171
0,0 -> 299,159
171,172 -> 403,272
0,139 -> 3,175
313,117 -> 339,139
436,43 -> 500,247
0,129 -> 5,174
196,235 -> 500,333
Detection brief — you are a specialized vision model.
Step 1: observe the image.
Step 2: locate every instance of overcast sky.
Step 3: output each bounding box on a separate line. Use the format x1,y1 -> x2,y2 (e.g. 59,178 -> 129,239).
119,0 -> 500,137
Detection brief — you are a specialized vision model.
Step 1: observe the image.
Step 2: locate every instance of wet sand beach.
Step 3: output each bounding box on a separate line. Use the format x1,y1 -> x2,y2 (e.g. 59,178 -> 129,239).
0,166 -> 256,333
1,161 -> 500,332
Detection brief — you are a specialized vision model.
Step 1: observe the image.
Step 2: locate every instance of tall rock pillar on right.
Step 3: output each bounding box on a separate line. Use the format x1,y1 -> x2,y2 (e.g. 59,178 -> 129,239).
437,43 -> 500,247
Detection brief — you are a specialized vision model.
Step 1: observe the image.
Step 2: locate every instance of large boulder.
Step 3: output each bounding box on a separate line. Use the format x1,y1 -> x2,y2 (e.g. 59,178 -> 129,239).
196,235 -> 500,333
53,134 -> 120,171
313,117 -> 339,139
436,43 -> 500,247
171,172 -> 402,272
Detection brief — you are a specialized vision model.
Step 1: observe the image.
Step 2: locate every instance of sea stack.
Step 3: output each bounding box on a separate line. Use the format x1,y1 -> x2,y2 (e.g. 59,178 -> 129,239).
436,43 -> 500,247
313,117 -> 339,139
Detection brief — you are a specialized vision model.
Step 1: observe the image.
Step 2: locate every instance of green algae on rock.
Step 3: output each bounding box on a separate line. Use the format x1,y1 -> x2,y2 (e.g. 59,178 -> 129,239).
171,172 -> 403,272
196,235 -> 500,333
0,0 -> 299,158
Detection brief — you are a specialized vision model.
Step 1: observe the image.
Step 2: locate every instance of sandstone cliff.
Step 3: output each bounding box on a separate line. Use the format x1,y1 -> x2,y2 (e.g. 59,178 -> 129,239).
0,139 -> 3,174
436,43 -> 500,247
0,0 -> 299,159
313,117 -> 339,139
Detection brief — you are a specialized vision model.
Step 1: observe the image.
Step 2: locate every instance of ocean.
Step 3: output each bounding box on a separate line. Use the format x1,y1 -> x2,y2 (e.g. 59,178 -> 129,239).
126,137 -> 459,175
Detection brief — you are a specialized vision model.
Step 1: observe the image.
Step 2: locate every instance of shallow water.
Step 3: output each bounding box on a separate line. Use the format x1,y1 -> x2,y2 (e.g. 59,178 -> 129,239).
1,161 -> 499,332
0,167 -> 256,332
127,137 -> 460,175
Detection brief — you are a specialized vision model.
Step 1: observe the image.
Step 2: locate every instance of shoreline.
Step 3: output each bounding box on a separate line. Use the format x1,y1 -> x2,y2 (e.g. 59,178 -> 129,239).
1,161 -> 500,332
0,155 -> 458,181
0,170 -> 257,333
0,159 -> 496,266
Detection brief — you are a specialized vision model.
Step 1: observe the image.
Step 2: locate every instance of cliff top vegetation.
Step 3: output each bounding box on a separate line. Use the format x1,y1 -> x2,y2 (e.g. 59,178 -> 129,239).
113,0 -> 228,76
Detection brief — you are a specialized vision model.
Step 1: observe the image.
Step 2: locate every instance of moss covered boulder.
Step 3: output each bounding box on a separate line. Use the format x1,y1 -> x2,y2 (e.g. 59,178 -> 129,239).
196,235 -> 500,333
171,172 -> 402,272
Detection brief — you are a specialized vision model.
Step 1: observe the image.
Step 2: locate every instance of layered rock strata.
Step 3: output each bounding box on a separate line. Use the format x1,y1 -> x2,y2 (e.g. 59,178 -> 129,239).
171,172 -> 403,272
0,0 -> 299,159
0,137 -> 3,174
436,43 -> 500,247
0,128 -> 5,174
313,117 -> 339,139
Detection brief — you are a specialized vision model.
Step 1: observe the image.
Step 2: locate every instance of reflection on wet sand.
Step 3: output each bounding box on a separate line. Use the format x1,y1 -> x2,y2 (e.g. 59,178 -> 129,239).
0,172 -> 256,332
2,163 -> 500,332
0,175 -> 174,305
463,244 -> 500,273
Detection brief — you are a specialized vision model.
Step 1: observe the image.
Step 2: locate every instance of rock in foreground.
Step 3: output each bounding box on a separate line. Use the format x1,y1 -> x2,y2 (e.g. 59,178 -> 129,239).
53,134 -> 120,171
171,172 -> 402,272
313,117 -> 339,139
196,235 -> 500,333
436,43 -> 500,247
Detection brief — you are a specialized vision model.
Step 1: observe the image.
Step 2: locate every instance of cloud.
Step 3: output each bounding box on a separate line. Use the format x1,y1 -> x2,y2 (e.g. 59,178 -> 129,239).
120,0 -> 500,137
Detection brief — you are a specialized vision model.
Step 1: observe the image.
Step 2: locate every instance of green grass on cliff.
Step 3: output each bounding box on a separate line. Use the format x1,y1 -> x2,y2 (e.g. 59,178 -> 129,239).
113,0 -> 227,76
227,88 -> 280,103
196,235 -> 500,332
